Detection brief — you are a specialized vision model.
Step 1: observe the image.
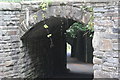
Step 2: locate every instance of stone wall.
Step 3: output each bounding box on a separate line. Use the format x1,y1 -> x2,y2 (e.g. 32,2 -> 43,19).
0,7 -> 21,78
0,0 -> 119,79
92,2 -> 119,78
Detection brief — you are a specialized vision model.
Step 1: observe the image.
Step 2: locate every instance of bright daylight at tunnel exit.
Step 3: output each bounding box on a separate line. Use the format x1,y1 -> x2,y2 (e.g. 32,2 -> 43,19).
0,0 -> 119,80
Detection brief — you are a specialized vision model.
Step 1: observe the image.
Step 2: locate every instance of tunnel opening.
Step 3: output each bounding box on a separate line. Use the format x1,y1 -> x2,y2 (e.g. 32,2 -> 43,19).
65,22 -> 94,78
66,23 -> 94,63
21,16 -> 93,78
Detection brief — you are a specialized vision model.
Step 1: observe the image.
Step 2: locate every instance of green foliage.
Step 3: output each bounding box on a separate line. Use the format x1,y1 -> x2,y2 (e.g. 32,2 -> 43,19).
66,6 -> 94,38
39,1 -> 52,11
39,2 -> 48,11
39,1 -> 53,40
66,22 -> 94,38
66,23 -> 84,38
44,24 -> 49,29
81,6 -> 93,12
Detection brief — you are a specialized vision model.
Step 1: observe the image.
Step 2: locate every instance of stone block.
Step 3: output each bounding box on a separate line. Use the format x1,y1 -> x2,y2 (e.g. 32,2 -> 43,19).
94,25 -> 107,32
73,8 -> 83,22
3,67 -> 13,72
103,51 -> 118,58
3,15 -> 11,21
0,3 -> 21,10
11,17 -> 20,21
4,60 -> 16,67
7,31 -> 17,35
112,43 -> 120,51
94,70 -> 119,78
94,7 -> 108,12
93,64 -> 102,70
112,28 -> 120,33
0,53 -> 7,57
94,70 -> 104,78
100,39 -> 112,51
6,21 -> 16,26
81,12 -> 91,24
19,53 -> 26,59
12,55 -> 19,60
92,32 -> 101,50
2,45 -> 11,50
105,57 -> 119,64
93,57 -> 102,64
93,51 -> 104,57
103,34 -> 120,39
10,35 -> 20,42
102,65 -> 117,72
2,36 -> 11,41
94,13 -> 103,17
94,20 -> 114,27
103,62 -> 118,67
112,39 -> 118,43
102,71 -> 117,78
4,56 -> 12,61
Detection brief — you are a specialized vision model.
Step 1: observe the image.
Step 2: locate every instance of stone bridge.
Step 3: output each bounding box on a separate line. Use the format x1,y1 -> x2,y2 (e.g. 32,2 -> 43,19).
0,0 -> 119,79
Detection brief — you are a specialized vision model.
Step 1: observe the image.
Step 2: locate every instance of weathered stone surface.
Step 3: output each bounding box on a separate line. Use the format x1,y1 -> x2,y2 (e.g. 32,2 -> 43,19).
94,25 -> 107,32
94,20 -> 114,27
102,65 -> 117,72
112,39 -> 118,43
104,57 -> 119,64
93,57 -> 103,64
94,7 -> 108,12
94,13 -> 103,17
103,51 -> 118,58
103,62 -> 118,67
102,34 -> 120,39
94,70 -> 104,78
112,43 -> 120,51
0,2 -> 21,10
4,60 -> 16,67
93,64 -> 102,70
100,39 -> 112,51
93,51 -> 104,57
112,28 -> 120,33
94,70 -> 119,78
92,32 -> 101,50
81,12 -> 91,24
0,53 -> 7,57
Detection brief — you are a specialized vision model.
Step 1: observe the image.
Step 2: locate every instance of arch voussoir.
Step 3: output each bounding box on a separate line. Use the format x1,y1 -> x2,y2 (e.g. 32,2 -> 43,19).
20,4 -> 91,38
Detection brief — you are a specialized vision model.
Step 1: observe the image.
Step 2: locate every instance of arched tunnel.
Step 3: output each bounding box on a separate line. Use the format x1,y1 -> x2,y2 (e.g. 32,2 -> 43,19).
21,16 -> 93,78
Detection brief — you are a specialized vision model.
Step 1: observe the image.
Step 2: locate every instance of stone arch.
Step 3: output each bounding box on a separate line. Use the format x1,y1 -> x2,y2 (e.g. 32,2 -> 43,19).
19,3 -> 93,78
20,4 -> 92,38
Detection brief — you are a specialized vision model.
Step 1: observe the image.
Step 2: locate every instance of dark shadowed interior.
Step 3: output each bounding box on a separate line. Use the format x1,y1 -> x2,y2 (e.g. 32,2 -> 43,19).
21,17 -> 93,78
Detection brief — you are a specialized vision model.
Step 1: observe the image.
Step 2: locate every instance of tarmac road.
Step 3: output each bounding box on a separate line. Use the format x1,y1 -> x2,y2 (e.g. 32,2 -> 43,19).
52,54 -> 93,79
